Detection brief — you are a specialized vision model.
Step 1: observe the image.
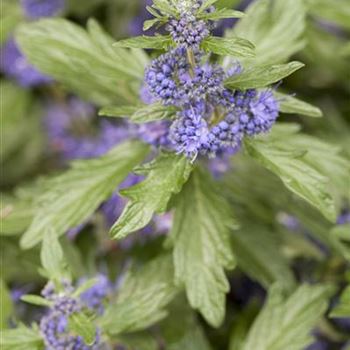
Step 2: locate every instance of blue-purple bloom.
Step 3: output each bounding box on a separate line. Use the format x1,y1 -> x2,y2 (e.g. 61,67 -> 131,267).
21,0 -> 65,19
0,37 -> 51,87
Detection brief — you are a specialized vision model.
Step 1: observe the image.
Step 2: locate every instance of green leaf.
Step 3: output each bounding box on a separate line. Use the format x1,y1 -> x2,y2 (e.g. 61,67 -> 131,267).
331,224 -> 350,242
0,280 -> 13,329
41,229 -> 66,279
69,313 -> 96,346
16,18 -> 146,105
99,102 -> 177,123
143,18 -> 165,31
244,127 -> 337,222
198,8 -> 244,20
0,324 -> 43,350
228,0 -> 306,65
169,167 -> 237,327
72,278 -> 99,297
202,36 -> 255,58
225,61 -> 304,89
242,284 -> 334,350
113,35 -> 173,49
231,223 -> 296,291
116,333 -> 159,350
20,141 -> 150,249
0,1 -> 23,44
20,295 -> 51,307
100,254 -> 179,334
276,92 -> 323,118
197,0 -> 219,13
110,152 -> 192,239
330,285 -> 350,318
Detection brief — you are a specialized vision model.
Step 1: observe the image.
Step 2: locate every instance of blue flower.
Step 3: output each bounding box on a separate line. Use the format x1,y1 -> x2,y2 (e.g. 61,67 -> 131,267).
21,0 -> 65,19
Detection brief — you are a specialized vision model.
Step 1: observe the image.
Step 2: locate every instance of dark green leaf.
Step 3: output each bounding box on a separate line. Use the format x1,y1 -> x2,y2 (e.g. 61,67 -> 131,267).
225,61 -> 304,89
99,102 -> 177,123
21,141 -> 150,249
242,284 -> 334,350
110,152 -> 192,239
113,35 -> 173,50
100,254 -> 178,334
169,167 -> 237,327
0,280 -> 13,329
202,36 -> 255,58
276,92 -> 323,118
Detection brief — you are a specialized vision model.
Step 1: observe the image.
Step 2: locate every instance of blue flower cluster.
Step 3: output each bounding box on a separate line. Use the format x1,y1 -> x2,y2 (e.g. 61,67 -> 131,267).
40,280 -> 104,350
143,0 -> 280,160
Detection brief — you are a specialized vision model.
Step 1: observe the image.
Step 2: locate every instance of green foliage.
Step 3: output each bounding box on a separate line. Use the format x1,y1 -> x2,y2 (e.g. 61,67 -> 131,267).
201,36 -> 255,58
330,285 -> 350,318
99,102 -> 177,123
0,1 -> 22,44
113,35 -> 173,49
100,254 -> 179,334
228,0 -> 306,65
0,280 -> 13,329
242,284 -> 334,350
244,124 -> 342,222
198,8 -> 244,21
21,141 -> 150,249
169,167 -> 237,327
16,19 -> 147,105
110,152 -> 192,239
20,295 -> 51,307
225,61 -> 305,89
68,313 -> 97,346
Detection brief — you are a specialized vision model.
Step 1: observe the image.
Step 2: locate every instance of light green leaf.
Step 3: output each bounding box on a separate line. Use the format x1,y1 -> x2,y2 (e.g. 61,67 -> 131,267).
225,61 -> 304,89
330,285 -> 350,318
41,229 -> 66,279
16,18 -> 146,105
0,280 -> 13,329
202,36 -> 255,58
0,324 -> 43,350
244,127 -> 337,222
198,8 -> 244,21
99,102 -> 177,123
227,0 -> 306,65
69,313 -> 96,346
331,224 -> 350,242
72,278 -> 99,298
143,18 -> 165,31
231,223 -> 296,291
100,254 -> 179,334
110,152 -> 192,239
0,1 -> 22,44
20,295 -> 51,307
113,35 -> 173,50
169,167 -> 237,327
21,141 -> 150,249
116,333 -> 159,350
242,284 -> 334,350
276,92 -> 323,117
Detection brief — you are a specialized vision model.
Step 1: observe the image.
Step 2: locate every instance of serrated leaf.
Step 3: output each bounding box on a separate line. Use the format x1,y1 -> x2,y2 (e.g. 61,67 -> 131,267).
244,128 -> 336,222
41,228 -> 66,279
100,254 -> 179,334
152,0 -> 178,17
0,324 -> 43,350
242,284 -> 334,350
20,141 -> 150,249
202,36 -> 255,58
198,8 -> 244,20
99,102 -> 177,123
113,35 -> 173,49
110,152 -> 192,239
227,0 -> 306,65
20,295 -> 51,307
276,92 -> 323,117
16,18 -> 146,105
0,280 -> 13,329
330,285 -> 350,318
225,61 -> 304,89
169,167 -> 237,327
69,313 -> 96,346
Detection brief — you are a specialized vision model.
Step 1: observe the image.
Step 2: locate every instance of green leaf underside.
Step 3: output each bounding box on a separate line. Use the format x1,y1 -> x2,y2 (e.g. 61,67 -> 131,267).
110,153 -> 192,239
16,19 -> 147,105
225,61 -> 304,89
99,103 -> 177,123
242,284 -> 333,350
170,167 -> 237,327
275,92 -> 323,117
68,313 -> 96,346
202,36 -> 255,58
101,254 -> 178,334
244,126 -> 337,222
113,35 -> 173,49
21,141 -> 150,249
